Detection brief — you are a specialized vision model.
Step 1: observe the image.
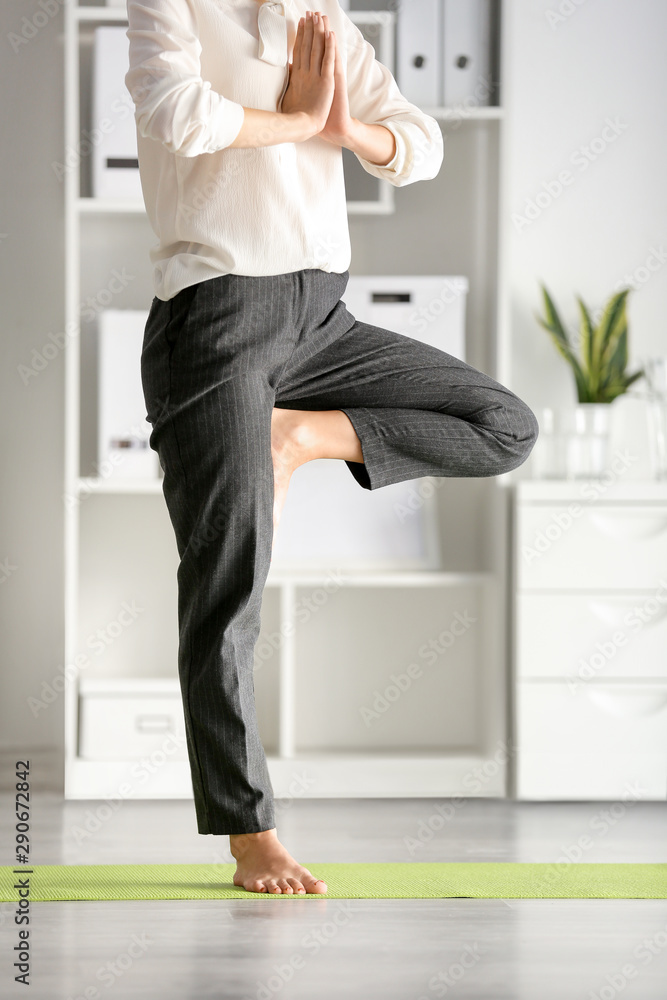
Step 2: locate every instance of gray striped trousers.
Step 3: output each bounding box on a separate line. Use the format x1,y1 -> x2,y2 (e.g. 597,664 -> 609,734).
140,267 -> 538,835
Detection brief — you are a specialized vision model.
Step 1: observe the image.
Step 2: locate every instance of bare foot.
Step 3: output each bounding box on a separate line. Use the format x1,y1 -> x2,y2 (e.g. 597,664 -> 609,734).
270,408 -> 315,547
230,828 -> 328,894
270,407 -> 364,554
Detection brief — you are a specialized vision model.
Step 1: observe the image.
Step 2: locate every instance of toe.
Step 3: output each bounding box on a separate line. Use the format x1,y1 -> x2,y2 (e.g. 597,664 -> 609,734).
306,877 -> 327,893
287,878 -> 305,894
265,880 -> 282,894
277,879 -> 293,894
246,879 -> 267,893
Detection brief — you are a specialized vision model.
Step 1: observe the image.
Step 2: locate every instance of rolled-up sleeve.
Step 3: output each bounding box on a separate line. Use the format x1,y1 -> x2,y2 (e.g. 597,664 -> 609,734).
125,0 -> 245,156
341,13 -> 444,187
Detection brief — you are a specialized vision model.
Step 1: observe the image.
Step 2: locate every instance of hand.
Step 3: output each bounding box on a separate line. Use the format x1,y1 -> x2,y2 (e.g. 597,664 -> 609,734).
280,10 -> 335,134
315,15 -> 355,145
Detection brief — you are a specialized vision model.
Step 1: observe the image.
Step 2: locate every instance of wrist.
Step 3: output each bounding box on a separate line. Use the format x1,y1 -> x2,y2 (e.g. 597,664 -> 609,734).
323,117 -> 360,149
340,116 -> 361,148
289,110 -> 322,141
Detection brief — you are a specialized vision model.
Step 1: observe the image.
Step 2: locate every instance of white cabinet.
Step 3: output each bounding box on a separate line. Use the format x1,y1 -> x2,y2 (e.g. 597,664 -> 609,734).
63,1 -> 510,802
513,481 -> 667,800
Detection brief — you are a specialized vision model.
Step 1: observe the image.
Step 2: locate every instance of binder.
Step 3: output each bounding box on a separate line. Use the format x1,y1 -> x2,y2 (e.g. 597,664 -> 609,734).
97,309 -> 159,479
396,0 -> 442,107
92,27 -> 142,200
442,0 -> 492,107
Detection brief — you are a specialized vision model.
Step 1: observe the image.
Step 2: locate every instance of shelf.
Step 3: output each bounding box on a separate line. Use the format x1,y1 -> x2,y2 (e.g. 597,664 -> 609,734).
76,475 -> 162,493
77,198 -> 145,214
76,197 -> 395,216
76,6 -> 129,22
515,479 -> 667,502
426,107 -> 504,121
64,752 -> 505,798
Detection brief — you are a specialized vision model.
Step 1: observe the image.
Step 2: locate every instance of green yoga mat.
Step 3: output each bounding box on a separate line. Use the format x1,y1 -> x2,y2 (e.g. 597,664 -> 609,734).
1,863 -> 665,900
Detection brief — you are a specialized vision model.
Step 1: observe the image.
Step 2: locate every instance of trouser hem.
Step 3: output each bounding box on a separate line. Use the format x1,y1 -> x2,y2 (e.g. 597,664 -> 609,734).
338,406 -> 393,491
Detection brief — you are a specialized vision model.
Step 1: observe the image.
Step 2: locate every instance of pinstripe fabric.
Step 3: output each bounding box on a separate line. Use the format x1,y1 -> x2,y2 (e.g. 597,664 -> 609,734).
140,267 -> 538,835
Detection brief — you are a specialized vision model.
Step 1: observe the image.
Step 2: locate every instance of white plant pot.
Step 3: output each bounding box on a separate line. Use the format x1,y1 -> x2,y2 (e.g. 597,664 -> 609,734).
565,402 -> 613,480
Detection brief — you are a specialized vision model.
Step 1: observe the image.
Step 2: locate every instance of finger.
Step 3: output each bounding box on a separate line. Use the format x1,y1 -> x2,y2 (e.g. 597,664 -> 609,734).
322,25 -> 335,76
302,10 -> 314,71
310,12 -> 326,71
292,16 -> 303,72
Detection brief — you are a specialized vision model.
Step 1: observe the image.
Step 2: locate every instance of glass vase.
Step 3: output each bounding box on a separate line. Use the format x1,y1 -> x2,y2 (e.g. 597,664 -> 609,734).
565,403 -> 612,479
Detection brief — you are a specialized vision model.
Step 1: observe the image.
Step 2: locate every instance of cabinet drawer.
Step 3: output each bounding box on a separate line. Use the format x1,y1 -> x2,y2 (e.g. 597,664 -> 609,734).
516,593 -> 667,680
517,505 -> 667,589
515,682 -> 667,799
79,693 -> 188,761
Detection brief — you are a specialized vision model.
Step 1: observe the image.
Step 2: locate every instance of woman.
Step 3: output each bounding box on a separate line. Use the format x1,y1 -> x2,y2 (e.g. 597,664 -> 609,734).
126,0 -> 539,896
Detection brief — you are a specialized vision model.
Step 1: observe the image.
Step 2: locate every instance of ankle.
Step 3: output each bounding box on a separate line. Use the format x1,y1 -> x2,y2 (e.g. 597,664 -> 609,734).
229,827 -> 278,859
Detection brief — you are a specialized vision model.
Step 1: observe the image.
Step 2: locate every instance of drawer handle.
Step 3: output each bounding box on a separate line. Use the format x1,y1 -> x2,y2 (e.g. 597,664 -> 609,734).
588,512 -> 667,540
586,687 -> 667,718
135,714 -> 174,734
587,599 -> 667,628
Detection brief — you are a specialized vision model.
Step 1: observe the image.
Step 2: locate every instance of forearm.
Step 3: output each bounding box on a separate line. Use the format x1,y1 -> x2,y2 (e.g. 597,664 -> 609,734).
340,118 -> 397,167
228,108 -> 318,148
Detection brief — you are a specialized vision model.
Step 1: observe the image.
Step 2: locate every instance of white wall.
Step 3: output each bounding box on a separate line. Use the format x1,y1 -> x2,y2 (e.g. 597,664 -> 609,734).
0,2 -> 65,754
503,0 -> 667,473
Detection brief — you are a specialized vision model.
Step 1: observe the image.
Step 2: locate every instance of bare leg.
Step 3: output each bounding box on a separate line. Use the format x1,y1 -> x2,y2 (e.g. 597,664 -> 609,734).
229,409 -> 362,894
271,406 -> 363,540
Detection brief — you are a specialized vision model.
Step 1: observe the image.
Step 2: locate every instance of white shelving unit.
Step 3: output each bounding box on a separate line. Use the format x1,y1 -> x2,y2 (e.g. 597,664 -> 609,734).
64,0 -> 511,802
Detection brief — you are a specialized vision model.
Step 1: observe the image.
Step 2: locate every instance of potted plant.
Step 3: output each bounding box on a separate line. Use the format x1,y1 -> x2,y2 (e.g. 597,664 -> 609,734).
534,284 -> 645,477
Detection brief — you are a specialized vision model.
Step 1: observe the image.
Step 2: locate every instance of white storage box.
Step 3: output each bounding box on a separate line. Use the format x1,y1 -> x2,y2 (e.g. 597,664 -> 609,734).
340,274 -> 467,361
78,678 -> 187,761
97,308 -> 159,479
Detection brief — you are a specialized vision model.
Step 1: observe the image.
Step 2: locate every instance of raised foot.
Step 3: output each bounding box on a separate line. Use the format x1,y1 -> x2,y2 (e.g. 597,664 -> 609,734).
270,407 -> 314,542
230,828 -> 328,895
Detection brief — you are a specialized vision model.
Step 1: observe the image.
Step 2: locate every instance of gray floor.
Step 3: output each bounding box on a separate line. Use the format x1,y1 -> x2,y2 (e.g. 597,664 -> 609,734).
1,763 -> 666,999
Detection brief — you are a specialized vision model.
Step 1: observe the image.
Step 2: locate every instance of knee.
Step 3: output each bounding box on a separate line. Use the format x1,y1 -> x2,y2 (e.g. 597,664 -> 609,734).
488,394 -> 540,474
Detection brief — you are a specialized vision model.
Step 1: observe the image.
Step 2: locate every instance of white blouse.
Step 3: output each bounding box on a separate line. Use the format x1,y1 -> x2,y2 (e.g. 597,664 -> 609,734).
124,0 -> 444,302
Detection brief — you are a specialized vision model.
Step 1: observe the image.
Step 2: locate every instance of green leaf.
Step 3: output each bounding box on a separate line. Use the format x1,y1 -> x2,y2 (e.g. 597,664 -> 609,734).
599,322 -> 628,390
538,284 -> 572,353
535,284 -> 592,402
576,295 -> 595,379
596,289 -> 631,371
